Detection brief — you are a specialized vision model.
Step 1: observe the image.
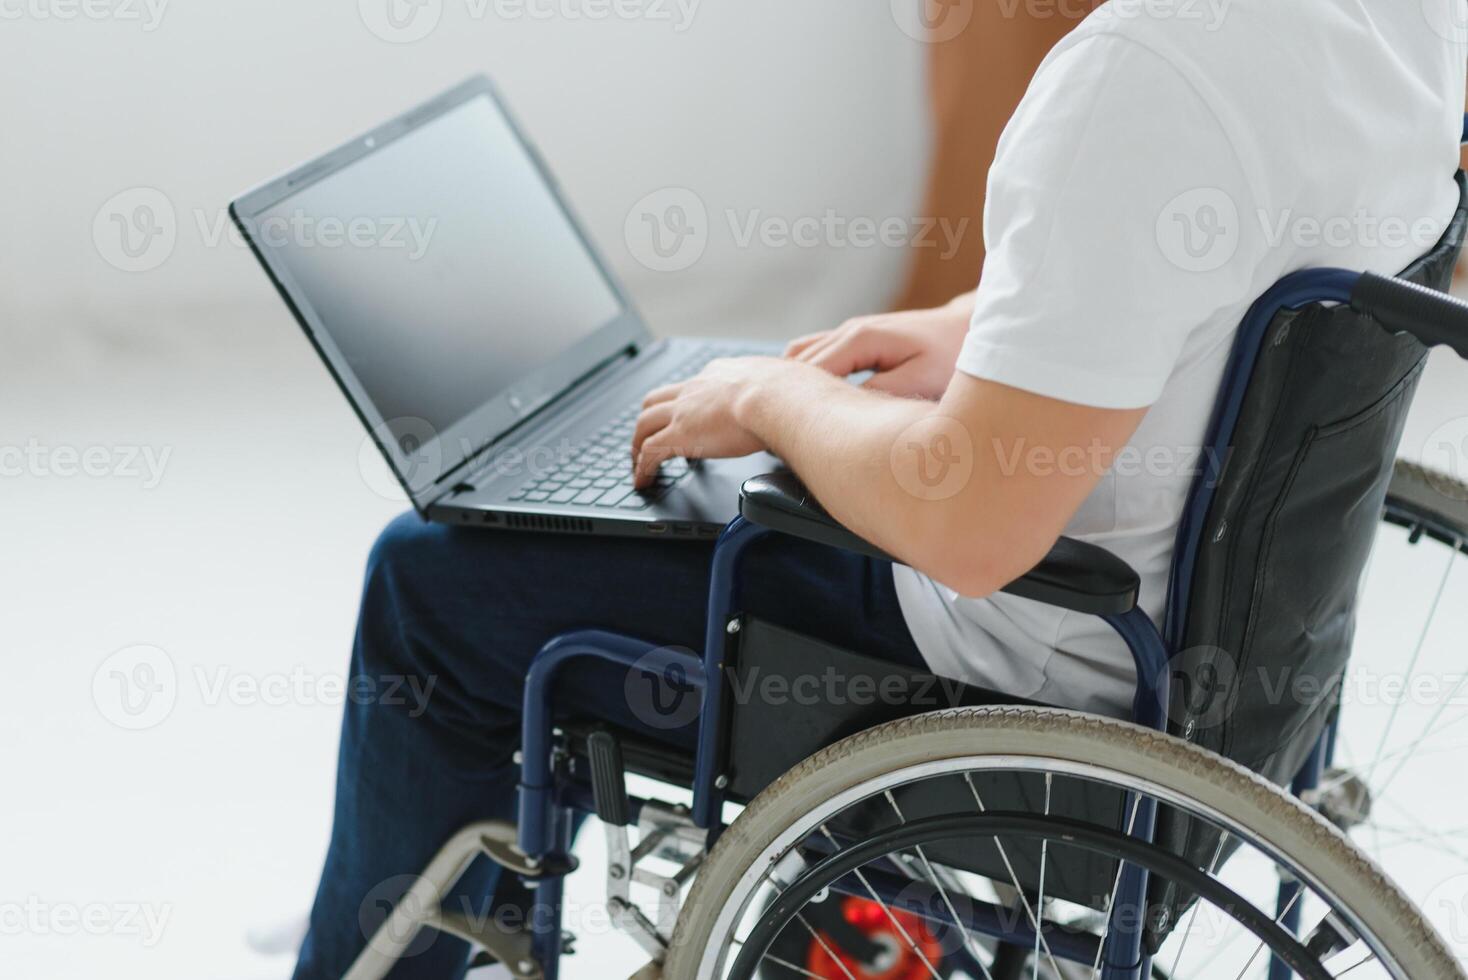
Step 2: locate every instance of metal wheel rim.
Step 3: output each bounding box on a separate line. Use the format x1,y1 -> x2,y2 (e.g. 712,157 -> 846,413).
688,754 -> 1410,980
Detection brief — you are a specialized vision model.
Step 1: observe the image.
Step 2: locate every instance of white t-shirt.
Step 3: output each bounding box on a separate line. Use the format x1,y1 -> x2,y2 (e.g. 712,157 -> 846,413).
894,0 -> 1467,717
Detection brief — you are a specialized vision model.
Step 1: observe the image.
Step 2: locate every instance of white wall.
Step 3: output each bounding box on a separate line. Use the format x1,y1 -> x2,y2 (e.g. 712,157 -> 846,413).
0,20 -> 928,972
0,0 -> 931,356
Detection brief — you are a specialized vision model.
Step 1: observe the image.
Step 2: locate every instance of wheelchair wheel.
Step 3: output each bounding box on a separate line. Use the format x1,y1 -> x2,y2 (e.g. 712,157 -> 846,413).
758,893 -> 955,979
1317,459 -> 1468,958
663,707 -> 1459,979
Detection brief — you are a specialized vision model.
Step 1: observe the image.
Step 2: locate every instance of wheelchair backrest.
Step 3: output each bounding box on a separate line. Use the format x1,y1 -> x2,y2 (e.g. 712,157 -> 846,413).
1152,172 -> 1468,917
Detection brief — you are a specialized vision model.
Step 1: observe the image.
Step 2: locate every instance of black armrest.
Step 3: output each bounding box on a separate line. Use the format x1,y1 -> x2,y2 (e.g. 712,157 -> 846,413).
739,470 -> 1140,616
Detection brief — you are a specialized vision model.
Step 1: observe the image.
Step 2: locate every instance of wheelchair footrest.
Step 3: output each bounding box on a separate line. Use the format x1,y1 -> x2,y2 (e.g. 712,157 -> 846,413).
478,820 -> 579,879
436,908 -> 544,979
588,730 -> 631,826
468,930 -> 576,975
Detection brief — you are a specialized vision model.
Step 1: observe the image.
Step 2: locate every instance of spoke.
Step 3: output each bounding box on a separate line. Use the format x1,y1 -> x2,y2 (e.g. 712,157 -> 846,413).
739,845 -> 858,979
1365,824 -> 1468,851
881,791 -> 999,980
1401,704 -> 1468,743
1330,947 -> 1379,977
818,825 -> 945,980
1231,878 -> 1305,980
1328,727 -> 1390,863
1167,833 -> 1232,977
1033,773 -> 1052,980
1333,727 -> 1359,775
756,950 -> 827,978
1374,667 -> 1468,802
1367,732 -> 1468,767
1362,543 -> 1457,785
1366,796 -> 1468,863
1366,542 -> 1462,799
1089,794 -> 1144,979
961,772 -> 1064,974
795,912 -> 859,980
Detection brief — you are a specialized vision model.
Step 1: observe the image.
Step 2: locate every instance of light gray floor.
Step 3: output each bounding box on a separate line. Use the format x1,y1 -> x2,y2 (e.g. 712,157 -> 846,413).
6,316 -> 1468,977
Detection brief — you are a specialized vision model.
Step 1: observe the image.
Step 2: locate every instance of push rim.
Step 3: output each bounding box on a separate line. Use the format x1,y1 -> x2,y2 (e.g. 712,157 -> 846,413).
685,751 -> 1418,980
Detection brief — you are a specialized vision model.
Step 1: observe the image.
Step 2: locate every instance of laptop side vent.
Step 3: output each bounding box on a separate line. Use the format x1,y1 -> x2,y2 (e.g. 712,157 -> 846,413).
503,513 -> 596,534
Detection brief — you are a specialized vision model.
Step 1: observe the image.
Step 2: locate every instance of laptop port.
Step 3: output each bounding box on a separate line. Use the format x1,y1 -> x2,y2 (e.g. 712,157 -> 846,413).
647,523 -> 668,534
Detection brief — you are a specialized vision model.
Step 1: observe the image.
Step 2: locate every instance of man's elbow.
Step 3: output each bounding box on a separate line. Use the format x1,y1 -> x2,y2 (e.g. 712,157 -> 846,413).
922,554 -> 1019,600
909,521 -> 1054,600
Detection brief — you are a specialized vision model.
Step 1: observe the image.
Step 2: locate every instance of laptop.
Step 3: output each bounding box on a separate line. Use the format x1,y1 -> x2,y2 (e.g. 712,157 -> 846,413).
231,76 -> 781,539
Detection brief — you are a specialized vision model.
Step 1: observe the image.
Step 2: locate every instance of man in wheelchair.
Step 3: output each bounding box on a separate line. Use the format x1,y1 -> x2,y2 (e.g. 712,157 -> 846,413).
293,4 -> 1468,979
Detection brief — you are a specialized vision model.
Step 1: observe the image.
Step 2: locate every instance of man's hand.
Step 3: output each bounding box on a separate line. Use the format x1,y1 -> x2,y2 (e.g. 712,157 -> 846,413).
784,291 -> 975,400
628,336 -> 1146,601
631,356 -> 791,489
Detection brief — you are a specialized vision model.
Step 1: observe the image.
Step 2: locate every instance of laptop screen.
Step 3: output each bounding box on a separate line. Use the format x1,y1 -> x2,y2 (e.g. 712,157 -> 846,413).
238,84 -> 637,501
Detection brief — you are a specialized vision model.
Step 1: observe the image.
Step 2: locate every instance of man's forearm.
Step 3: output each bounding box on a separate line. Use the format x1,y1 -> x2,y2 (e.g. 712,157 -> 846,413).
734,361 -> 962,574
638,334 -> 1138,597
729,356 -> 1134,599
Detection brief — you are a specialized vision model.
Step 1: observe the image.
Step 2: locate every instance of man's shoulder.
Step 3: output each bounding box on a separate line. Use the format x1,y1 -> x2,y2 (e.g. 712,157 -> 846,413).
1036,0 -> 1460,210
1050,0 -> 1312,83
1053,0 -> 1453,99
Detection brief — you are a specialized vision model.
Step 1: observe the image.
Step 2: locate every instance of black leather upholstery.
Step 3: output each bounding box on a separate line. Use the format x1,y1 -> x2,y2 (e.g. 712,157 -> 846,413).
1145,176 -> 1468,946
739,469 -> 1141,616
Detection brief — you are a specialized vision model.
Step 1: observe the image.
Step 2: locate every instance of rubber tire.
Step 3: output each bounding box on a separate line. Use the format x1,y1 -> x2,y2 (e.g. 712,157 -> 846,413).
1388,459 -> 1468,537
662,707 -> 1462,980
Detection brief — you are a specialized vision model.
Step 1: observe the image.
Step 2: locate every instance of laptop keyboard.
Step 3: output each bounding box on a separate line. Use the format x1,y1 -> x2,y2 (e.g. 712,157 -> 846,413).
506,342 -> 769,510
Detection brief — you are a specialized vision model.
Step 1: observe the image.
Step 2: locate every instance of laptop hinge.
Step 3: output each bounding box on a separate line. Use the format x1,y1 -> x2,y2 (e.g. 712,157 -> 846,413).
425,339 -> 654,507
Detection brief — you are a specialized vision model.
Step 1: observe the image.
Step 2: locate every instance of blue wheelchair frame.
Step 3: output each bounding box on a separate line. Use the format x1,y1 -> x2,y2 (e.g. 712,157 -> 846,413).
509,120 -> 1468,980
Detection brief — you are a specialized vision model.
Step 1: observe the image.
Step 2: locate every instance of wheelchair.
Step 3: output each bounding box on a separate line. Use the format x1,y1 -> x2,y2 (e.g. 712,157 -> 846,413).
345,148 -> 1468,979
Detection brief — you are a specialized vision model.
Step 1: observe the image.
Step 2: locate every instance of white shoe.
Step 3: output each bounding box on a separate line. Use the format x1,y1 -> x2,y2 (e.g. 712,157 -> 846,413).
246,911 -> 310,957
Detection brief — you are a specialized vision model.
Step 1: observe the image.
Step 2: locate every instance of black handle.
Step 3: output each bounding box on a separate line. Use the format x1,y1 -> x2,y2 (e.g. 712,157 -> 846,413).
1351,271 -> 1468,361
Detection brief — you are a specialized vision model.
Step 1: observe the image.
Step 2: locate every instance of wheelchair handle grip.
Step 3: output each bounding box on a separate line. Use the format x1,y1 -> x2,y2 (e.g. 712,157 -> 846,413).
1351,271 -> 1468,361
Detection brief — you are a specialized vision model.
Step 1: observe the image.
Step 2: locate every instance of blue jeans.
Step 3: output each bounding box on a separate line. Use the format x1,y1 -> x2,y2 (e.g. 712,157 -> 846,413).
292,512 -> 924,979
